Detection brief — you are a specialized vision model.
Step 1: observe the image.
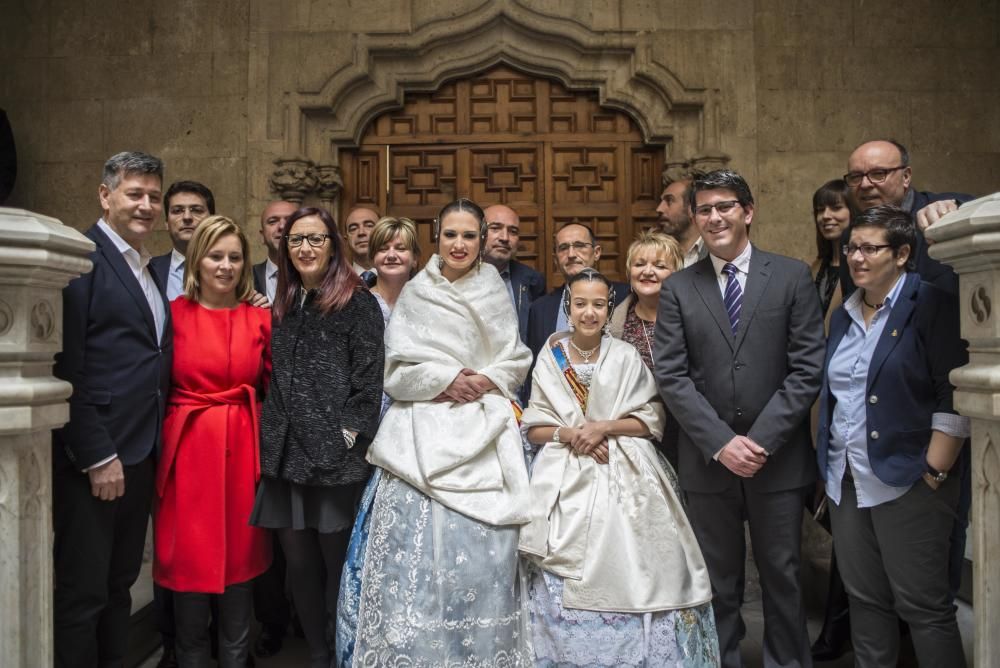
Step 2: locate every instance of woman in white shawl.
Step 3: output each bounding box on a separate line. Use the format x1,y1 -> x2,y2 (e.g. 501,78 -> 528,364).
521,268 -> 720,667
337,199 -> 534,667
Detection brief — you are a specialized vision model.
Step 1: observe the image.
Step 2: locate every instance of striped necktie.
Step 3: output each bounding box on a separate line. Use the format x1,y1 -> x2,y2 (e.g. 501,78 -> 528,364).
722,262 -> 742,334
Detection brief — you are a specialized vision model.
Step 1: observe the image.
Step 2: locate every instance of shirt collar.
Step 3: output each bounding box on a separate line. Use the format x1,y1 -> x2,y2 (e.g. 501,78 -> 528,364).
709,241 -> 752,277
844,271 -> 908,320
266,258 -> 279,277
98,219 -> 152,267
901,188 -> 915,212
688,236 -> 704,257
170,248 -> 185,271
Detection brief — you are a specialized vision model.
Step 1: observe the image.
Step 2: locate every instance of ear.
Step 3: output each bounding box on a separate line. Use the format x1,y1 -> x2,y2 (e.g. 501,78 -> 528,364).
901,166 -> 912,190
743,203 -> 755,228
98,183 -> 111,212
896,243 -> 911,268
593,243 -> 603,261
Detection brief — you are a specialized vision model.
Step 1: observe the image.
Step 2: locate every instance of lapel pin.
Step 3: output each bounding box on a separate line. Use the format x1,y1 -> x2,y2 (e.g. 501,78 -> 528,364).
891,329 -> 898,337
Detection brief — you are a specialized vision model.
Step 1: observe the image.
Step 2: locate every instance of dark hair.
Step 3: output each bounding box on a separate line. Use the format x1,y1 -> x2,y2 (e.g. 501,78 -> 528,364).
273,207 -> 363,322
849,204 -> 917,272
102,151 -> 163,191
164,180 -> 216,217
562,267 -> 616,316
688,169 -> 754,211
812,179 -> 860,263
433,197 -> 486,244
555,222 -> 596,245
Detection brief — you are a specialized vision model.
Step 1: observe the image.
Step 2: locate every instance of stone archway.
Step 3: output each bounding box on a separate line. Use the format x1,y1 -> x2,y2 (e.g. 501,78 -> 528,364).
256,0 -> 729,209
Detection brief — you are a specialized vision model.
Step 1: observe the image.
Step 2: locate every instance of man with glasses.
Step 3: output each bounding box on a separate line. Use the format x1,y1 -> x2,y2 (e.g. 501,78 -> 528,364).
654,169 -> 825,668
841,139 -> 973,296
150,180 -> 215,300
482,204 -> 545,343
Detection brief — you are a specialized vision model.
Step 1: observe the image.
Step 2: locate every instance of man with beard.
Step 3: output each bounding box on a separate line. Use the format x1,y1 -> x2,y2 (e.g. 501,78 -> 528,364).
657,168 -> 707,268
482,204 -> 545,343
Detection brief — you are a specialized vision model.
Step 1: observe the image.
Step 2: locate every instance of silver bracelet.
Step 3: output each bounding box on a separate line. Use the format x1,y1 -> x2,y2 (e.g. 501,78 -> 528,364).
552,427 -> 562,444
342,429 -> 357,449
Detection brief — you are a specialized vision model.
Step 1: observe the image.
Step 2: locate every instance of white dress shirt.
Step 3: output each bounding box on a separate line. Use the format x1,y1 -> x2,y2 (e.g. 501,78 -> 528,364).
265,258 -> 279,305
683,236 -> 705,269
709,240 -> 752,299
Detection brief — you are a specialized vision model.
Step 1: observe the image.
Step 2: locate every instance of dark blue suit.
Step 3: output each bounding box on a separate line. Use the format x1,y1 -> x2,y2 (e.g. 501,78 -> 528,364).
150,251 -> 172,295
817,273 -> 967,485
506,259 -> 545,343
52,223 -> 172,666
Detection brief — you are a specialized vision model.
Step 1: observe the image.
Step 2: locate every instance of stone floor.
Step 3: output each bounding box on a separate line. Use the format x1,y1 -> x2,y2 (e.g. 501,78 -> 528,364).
138,596 -> 975,668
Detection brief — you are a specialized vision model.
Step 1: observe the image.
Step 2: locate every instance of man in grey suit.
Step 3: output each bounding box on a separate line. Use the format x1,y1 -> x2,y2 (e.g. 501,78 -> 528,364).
654,169 -> 825,668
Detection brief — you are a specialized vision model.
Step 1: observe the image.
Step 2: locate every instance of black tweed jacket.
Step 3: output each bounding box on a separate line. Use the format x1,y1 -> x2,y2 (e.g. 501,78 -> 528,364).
260,288 -> 385,487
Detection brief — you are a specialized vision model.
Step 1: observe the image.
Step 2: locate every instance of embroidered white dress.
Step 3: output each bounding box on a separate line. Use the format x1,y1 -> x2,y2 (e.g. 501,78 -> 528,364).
337,257 -> 533,667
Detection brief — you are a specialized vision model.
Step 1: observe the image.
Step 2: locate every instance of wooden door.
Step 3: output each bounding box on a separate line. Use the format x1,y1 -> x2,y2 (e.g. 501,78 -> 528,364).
338,65 -> 663,288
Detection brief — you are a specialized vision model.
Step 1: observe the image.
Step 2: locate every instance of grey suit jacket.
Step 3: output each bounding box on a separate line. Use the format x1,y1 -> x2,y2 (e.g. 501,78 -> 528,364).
653,245 -> 825,494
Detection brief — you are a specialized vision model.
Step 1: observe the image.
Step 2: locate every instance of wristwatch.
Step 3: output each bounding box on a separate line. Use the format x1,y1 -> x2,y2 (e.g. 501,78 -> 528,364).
925,463 -> 948,483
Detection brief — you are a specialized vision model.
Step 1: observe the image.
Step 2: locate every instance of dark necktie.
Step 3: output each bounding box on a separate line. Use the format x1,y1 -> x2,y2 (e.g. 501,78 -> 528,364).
722,262 -> 742,334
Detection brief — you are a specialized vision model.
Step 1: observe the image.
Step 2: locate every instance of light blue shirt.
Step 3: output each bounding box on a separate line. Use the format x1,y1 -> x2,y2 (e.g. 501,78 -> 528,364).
499,264 -> 516,307
556,287 -> 569,332
166,248 -> 185,301
825,272 -> 969,508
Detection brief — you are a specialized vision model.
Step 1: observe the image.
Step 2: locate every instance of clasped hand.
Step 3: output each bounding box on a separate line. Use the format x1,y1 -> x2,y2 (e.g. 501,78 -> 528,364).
560,422 -> 610,465
718,435 -> 767,477
433,368 -> 497,403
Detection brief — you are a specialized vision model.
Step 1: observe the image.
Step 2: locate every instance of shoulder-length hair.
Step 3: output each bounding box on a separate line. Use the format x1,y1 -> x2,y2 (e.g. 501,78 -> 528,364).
183,215 -> 255,303
273,207 -> 362,322
368,216 -> 422,277
812,179 -> 859,263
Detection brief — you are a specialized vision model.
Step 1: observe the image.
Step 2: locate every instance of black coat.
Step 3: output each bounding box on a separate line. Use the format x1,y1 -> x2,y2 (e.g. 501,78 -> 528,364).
260,288 -> 385,486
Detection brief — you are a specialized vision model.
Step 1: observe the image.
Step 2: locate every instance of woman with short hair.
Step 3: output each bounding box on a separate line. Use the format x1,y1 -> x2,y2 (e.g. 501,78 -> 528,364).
154,215 -> 272,667
250,207 -> 385,668
817,204 -> 968,667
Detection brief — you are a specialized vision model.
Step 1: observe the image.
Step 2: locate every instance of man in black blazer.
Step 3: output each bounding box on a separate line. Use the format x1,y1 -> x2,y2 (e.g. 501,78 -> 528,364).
149,181 -> 215,301
654,169 -> 825,668
252,199 -> 297,305
52,151 -> 172,667
483,204 -> 545,343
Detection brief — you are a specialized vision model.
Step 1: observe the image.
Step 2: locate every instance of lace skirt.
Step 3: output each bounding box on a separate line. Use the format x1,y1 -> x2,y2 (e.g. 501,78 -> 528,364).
528,566 -> 719,667
336,469 -> 532,667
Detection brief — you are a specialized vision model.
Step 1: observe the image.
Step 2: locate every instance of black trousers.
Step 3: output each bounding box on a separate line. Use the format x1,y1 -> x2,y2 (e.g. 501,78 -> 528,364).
174,581 -> 254,668
686,483 -> 813,668
253,532 -> 291,634
53,454 -> 154,668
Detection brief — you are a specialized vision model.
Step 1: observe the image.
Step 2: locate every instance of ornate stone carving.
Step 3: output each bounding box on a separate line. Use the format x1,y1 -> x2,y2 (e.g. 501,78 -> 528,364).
277,0 -> 728,166
30,300 -> 54,341
0,299 -> 12,336
971,284 -> 992,324
314,164 -> 344,202
268,158 -> 317,203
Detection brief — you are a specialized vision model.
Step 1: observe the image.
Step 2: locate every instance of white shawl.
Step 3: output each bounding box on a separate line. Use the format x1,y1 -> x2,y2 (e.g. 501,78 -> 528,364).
519,334 -> 713,612
366,256 -> 533,526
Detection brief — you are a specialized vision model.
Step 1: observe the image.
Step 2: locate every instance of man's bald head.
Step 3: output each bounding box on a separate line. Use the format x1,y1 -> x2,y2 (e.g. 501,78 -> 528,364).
846,140 -> 912,210
259,200 -> 298,262
483,204 -> 522,268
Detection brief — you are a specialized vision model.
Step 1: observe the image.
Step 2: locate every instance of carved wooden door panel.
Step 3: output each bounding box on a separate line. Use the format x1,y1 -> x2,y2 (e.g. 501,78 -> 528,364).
338,66 -> 662,288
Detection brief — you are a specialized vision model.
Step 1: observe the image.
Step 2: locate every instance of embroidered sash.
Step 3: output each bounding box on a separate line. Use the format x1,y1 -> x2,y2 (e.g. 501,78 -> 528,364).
551,342 -> 588,412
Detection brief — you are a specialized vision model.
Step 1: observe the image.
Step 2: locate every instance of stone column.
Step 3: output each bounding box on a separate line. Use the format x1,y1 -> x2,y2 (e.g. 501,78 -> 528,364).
924,192 -> 1000,666
0,208 -> 94,667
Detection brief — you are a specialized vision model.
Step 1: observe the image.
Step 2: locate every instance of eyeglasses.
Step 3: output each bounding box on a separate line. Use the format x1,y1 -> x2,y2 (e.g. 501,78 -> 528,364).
843,166 -> 906,187
286,233 -> 333,248
693,200 -> 742,218
842,243 -> 892,258
555,241 -> 594,254
168,205 -> 208,216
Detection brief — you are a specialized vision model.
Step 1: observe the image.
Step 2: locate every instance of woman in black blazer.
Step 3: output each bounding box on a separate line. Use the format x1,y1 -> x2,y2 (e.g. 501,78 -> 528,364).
816,204 -> 968,667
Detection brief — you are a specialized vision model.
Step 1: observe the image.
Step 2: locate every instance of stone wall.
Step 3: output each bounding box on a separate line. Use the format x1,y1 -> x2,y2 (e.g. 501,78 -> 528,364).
2,0 -> 998,264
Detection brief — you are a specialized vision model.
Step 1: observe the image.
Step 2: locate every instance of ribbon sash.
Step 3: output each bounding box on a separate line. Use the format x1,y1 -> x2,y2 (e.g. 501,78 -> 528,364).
551,342 -> 588,412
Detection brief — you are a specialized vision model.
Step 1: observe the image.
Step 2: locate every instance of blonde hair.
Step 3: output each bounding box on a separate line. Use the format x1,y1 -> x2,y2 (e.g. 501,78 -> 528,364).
368,216 -> 422,272
625,229 -> 684,272
183,215 -> 255,302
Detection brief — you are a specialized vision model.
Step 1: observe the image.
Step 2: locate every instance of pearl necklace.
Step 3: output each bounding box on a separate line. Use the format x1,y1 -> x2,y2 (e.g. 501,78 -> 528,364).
569,337 -> 600,363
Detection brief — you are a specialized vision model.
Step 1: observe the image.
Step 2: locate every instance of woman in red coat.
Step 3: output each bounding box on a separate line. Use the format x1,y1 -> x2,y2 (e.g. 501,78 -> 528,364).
154,215 -> 272,667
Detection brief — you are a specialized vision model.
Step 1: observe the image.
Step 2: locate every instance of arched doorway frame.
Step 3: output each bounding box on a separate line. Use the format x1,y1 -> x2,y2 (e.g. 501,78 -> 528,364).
271,0 -> 729,174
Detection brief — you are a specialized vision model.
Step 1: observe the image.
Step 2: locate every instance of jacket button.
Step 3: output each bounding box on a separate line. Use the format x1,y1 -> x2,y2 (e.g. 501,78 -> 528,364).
869,395 -> 878,404
736,408 -> 743,417
870,430 -> 879,439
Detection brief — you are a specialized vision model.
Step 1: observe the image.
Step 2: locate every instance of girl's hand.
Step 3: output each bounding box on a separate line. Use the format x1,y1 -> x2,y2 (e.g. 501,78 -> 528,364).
571,421 -> 608,455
